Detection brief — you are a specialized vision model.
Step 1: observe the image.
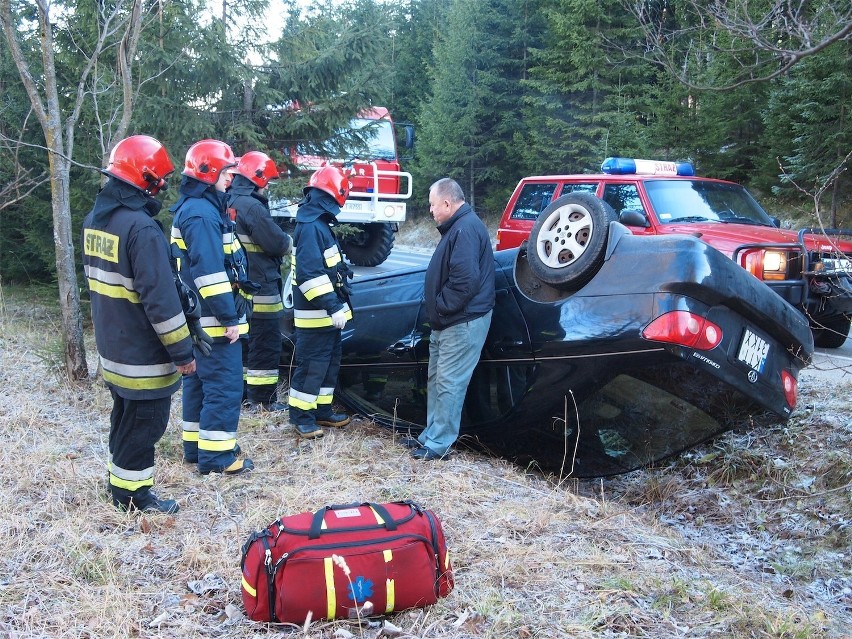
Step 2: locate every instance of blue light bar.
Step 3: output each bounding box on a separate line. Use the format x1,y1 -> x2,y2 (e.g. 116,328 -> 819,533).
601,157 -> 695,177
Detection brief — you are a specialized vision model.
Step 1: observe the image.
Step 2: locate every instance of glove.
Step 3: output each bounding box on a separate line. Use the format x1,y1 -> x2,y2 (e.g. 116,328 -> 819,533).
233,290 -> 253,322
188,318 -> 214,357
331,309 -> 347,330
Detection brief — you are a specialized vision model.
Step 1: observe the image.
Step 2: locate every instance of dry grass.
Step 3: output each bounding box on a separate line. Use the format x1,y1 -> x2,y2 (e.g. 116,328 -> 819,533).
0,283 -> 848,638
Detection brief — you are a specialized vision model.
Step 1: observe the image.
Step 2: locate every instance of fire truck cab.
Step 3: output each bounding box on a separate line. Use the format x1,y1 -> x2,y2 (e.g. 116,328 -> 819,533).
272,107 -> 414,267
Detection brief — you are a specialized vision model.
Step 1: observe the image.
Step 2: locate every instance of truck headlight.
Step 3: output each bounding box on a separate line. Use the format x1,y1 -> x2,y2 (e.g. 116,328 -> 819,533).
743,249 -> 789,281
762,251 -> 787,280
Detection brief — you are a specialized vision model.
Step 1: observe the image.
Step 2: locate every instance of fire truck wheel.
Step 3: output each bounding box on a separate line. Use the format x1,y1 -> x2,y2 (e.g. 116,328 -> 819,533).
340,223 -> 395,267
811,313 -> 851,349
526,193 -> 617,290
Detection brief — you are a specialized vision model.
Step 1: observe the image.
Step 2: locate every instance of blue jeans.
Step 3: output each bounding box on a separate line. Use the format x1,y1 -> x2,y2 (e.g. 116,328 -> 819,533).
419,311 -> 492,455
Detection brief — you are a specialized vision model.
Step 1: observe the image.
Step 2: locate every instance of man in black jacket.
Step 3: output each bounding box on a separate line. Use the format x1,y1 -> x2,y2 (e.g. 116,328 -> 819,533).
229,151 -> 292,411
406,178 -> 495,461
82,135 -> 195,513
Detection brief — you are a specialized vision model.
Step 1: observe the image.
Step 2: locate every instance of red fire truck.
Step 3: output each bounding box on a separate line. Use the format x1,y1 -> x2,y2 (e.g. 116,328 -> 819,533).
271,106 -> 414,267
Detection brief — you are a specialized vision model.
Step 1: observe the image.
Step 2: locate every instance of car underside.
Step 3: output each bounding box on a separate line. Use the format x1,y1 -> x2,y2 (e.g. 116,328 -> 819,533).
281,210 -> 814,477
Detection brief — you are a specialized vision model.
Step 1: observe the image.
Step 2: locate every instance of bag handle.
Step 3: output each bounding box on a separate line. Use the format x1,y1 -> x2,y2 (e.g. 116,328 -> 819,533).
309,502 -> 398,539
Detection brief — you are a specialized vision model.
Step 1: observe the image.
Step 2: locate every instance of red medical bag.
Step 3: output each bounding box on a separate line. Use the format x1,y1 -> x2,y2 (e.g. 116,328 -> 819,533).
240,501 -> 454,623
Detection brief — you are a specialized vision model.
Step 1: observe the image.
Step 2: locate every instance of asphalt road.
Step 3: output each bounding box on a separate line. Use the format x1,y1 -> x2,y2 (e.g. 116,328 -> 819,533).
355,247 -> 851,377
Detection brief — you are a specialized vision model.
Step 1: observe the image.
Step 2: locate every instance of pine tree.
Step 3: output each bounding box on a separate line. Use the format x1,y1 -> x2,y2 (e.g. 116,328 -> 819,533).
415,0 -> 544,213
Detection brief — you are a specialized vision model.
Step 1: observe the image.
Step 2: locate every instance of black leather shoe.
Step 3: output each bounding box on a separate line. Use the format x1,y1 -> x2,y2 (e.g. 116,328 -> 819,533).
399,435 -> 421,449
315,412 -> 350,428
200,457 -> 255,475
410,446 -> 447,461
114,492 -> 180,514
295,423 -> 324,439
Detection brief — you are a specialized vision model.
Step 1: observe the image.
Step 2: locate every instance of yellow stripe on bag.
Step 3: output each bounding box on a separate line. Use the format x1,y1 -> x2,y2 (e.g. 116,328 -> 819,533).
386,578 -> 395,613
371,506 -> 385,525
242,575 -> 256,598
324,556 -> 336,619
383,549 -> 395,612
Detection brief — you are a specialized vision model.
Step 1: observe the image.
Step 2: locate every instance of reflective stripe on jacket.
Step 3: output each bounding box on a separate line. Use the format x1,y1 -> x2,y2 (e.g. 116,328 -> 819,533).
292,203 -> 352,331
229,177 -> 291,319
82,192 -> 193,399
170,181 -> 248,340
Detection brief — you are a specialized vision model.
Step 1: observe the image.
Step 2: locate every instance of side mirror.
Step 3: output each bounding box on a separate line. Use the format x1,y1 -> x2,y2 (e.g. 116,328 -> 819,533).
770,216 -> 781,228
619,209 -> 649,228
402,125 -> 415,149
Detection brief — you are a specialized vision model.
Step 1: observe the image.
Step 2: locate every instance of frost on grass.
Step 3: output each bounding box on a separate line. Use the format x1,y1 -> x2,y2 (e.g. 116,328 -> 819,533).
0,287 -> 847,638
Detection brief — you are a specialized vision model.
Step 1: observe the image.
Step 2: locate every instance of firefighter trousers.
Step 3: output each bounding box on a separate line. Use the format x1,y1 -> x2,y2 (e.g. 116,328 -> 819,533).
181,340 -> 243,473
287,328 -> 341,426
245,316 -> 283,405
108,390 -> 171,504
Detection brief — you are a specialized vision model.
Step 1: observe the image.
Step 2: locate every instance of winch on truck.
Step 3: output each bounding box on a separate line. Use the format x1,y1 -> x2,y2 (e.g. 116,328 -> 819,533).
270,106 -> 413,267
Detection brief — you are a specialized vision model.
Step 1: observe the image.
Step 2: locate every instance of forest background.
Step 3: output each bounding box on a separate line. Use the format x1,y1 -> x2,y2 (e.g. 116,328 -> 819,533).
0,0 -> 849,380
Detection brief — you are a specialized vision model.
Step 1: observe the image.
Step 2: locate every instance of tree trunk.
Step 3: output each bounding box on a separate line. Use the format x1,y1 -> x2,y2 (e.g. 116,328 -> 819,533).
48,151 -> 88,379
0,0 -> 89,380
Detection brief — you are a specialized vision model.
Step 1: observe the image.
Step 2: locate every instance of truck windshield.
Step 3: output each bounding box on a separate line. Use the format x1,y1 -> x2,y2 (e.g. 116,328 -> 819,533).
645,180 -> 774,226
344,118 -> 397,162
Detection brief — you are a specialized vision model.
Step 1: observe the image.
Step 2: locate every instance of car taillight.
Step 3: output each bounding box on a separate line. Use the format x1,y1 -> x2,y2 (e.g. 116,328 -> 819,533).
642,311 -> 723,350
741,249 -> 788,281
780,369 -> 797,408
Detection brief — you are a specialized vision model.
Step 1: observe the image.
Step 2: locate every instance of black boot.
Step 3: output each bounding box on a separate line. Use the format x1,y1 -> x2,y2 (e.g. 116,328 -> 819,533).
114,490 -> 179,514
315,412 -> 350,428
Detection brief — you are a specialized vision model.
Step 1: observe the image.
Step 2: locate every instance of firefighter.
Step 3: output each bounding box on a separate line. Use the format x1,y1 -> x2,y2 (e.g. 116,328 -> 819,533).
82,135 -> 194,513
229,151 -> 292,411
170,139 -> 255,475
288,165 -> 354,438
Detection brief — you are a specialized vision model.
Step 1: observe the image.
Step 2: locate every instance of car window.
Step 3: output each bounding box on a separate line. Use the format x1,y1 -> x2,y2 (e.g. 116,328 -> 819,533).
602,183 -> 645,217
510,183 -> 557,221
644,179 -> 774,225
559,183 -> 597,198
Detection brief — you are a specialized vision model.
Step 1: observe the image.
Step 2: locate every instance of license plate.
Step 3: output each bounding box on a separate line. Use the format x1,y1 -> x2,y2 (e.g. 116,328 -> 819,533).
342,201 -> 363,212
737,328 -> 769,373
821,258 -> 852,274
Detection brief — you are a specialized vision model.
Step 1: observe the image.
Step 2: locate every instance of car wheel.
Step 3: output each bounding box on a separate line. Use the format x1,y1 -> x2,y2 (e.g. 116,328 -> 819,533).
340,222 -> 395,267
811,313 -> 851,348
526,192 -> 617,290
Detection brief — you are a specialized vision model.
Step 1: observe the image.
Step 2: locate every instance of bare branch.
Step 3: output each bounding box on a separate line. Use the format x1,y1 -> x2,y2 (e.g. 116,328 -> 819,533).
625,0 -> 852,90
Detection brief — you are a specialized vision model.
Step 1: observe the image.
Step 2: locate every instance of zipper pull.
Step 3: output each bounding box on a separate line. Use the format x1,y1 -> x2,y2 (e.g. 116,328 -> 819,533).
274,552 -> 289,570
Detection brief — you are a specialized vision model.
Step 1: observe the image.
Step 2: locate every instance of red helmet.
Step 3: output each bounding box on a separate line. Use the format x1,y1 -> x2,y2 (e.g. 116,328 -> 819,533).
237,151 -> 280,188
305,165 -> 350,206
106,135 -> 174,196
183,139 -> 237,184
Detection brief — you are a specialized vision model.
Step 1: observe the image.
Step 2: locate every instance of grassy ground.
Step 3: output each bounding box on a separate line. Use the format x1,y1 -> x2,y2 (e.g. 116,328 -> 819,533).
0,281 -> 850,638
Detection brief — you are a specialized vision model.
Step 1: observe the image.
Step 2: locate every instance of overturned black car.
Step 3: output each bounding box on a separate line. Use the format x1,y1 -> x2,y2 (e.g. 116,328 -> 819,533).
281,194 -> 814,477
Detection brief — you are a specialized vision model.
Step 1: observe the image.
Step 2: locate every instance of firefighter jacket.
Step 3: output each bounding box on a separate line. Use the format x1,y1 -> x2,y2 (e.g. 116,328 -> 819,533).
229,175 -> 292,319
292,189 -> 353,330
82,178 -> 194,399
169,176 -> 249,341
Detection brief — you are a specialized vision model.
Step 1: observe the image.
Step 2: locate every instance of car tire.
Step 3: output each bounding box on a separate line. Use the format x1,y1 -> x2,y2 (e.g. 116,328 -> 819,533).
526,192 -> 617,290
812,313 -> 851,348
340,222 -> 395,267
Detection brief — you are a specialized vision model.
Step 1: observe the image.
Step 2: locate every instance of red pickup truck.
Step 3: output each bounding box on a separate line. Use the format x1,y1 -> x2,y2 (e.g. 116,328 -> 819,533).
496,158 -> 852,348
